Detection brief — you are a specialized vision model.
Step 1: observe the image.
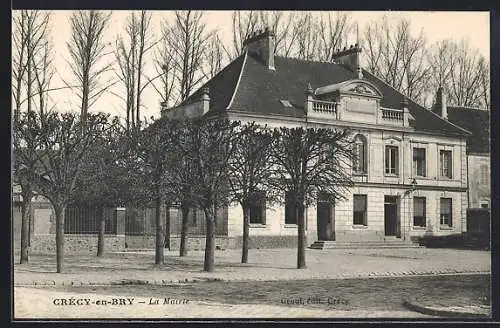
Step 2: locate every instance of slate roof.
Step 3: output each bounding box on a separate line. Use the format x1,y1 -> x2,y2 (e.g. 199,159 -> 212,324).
446,106 -> 490,154
182,51 -> 469,137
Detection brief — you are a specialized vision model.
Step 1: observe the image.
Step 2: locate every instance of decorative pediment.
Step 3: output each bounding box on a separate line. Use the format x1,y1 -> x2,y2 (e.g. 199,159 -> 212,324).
315,79 -> 383,99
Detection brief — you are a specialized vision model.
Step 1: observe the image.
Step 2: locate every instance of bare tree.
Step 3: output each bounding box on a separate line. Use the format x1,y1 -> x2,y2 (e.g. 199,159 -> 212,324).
66,11 -> 112,122
317,12 -> 354,62
115,11 -> 155,129
150,21 -> 177,110
12,10 -> 51,264
272,127 -> 354,269
227,123 -> 275,263
202,33 -> 227,81
362,15 -> 431,104
162,11 -> 211,103
20,111 -> 108,273
447,39 -> 489,108
292,12 -> 320,60
173,118 -> 241,272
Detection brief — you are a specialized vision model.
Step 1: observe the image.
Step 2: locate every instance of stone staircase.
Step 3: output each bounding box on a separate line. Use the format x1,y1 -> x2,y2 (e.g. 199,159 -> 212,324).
309,239 -> 422,250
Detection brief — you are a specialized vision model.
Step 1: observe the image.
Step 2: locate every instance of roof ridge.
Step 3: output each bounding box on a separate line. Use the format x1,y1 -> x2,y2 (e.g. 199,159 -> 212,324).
226,51 -> 248,110
274,54 -> 341,66
361,70 -> 471,136
448,105 -> 489,112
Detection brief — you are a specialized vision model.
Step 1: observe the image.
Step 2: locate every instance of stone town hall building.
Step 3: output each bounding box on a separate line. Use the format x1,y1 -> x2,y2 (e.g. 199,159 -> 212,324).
13,29 -> 480,252
160,29 -> 471,248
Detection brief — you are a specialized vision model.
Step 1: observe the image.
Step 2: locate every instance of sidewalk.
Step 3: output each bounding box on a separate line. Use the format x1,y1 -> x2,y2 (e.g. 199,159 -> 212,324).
14,287 -> 434,319
14,248 -> 491,286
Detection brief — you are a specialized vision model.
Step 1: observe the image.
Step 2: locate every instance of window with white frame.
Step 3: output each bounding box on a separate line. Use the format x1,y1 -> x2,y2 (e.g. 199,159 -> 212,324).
353,135 -> 367,174
353,194 -> 367,226
385,146 -> 399,175
413,197 -> 426,227
439,150 -> 452,178
413,148 -> 426,177
440,198 -> 452,227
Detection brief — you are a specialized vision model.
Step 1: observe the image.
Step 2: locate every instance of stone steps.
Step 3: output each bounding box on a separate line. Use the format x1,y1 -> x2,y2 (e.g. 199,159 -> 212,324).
310,240 -> 422,249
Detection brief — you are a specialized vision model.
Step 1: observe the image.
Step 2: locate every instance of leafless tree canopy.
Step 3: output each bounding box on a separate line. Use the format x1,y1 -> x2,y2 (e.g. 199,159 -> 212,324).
12,10 -> 52,114
161,11 -> 211,103
445,39 -> 489,108
115,11 -> 155,130
66,11 -> 112,120
362,16 -> 431,104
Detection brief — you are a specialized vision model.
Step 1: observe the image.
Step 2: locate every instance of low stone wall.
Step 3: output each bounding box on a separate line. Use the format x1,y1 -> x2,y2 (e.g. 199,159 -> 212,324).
232,235 -> 298,249
30,234 -> 125,254
125,235 -> 156,249
124,235 -> 300,250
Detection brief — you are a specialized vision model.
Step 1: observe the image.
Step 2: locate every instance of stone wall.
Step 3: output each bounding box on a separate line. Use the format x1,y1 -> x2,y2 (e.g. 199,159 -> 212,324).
30,235 -> 125,254
124,235 -> 302,250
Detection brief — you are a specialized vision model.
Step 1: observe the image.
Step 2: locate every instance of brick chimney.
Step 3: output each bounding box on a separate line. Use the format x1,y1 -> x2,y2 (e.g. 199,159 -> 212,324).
243,28 -> 275,70
433,87 -> 448,120
331,43 -> 362,74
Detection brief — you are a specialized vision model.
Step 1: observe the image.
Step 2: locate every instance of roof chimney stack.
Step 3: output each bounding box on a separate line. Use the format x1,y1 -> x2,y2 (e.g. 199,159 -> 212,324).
433,87 -> 448,120
331,44 -> 362,72
243,28 -> 275,70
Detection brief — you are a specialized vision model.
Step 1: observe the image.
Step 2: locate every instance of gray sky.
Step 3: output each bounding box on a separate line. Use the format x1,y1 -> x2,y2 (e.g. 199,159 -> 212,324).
15,10 -> 490,120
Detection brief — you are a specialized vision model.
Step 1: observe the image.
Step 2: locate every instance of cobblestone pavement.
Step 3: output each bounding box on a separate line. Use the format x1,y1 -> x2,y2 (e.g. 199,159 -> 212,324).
14,248 -> 491,286
14,287 -> 433,319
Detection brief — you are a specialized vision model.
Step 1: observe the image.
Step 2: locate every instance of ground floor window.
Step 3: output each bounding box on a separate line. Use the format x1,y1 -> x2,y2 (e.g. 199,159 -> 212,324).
413,197 -> 426,227
440,198 -> 452,227
353,194 -> 367,226
285,192 -> 297,224
249,192 -> 266,224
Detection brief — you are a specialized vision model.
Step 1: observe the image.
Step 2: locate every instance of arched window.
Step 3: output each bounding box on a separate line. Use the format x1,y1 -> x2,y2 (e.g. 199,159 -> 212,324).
353,134 -> 367,174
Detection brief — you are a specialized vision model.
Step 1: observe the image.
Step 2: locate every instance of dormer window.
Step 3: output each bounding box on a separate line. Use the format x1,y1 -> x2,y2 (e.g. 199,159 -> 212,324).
353,134 -> 367,174
280,100 -> 293,107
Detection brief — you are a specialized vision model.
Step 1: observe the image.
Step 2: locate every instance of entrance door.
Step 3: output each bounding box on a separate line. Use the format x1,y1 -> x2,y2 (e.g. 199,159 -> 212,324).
317,199 -> 335,241
384,196 -> 399,237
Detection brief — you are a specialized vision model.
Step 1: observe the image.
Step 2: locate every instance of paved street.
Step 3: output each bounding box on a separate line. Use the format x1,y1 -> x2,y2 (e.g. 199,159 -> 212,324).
13,248 -> 491,319
14,248 -> 490,286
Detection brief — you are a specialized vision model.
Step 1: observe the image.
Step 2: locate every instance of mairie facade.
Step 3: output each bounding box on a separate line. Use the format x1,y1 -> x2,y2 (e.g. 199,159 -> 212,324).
161,29 -> 471,247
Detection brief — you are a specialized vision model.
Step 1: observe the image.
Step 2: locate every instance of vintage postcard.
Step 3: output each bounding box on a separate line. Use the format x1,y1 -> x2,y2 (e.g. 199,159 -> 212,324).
12,9 -> 491,321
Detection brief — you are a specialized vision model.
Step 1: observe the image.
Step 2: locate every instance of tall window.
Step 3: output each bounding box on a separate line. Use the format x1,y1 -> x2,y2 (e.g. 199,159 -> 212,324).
413,197 -> 426,227
385,146 -> 399,175
249,191 -> 266,224
480,164 -> 489,185
285,192 -> 297,224
353,194 -> 367,226
413,148 -> 426,177
353,135 -> 367,174
440,198 -> 452,227
440,150 -> 452,178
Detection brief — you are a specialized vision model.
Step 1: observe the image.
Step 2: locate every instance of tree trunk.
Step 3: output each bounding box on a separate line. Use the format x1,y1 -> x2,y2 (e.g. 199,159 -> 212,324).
155,195 -> 164,265
164,204 -> 170,249
96,206 -> 105,257
203,207 -> 216,272
241,205 -> 250,264
54,204 -> 66,273
20,196 -> 32,264
179,206 -> 189,257
297,203 -> 306,269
